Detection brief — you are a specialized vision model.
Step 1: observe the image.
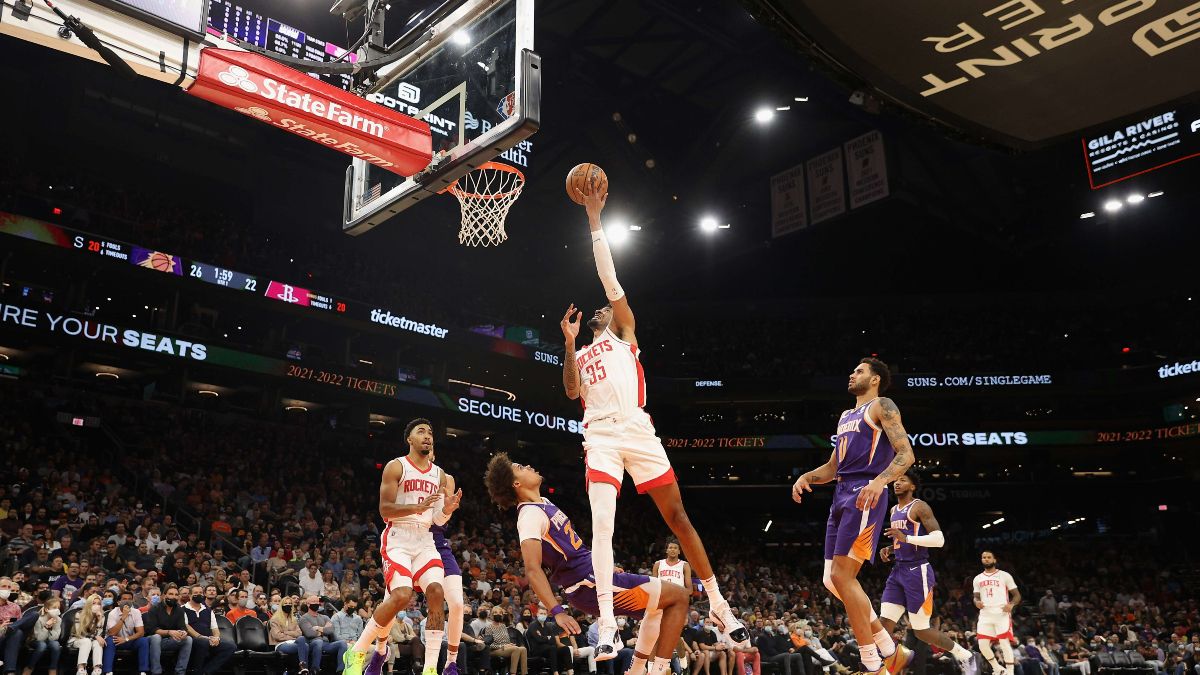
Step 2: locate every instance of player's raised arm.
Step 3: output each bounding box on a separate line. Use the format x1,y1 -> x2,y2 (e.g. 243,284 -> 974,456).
791,449 -> 838,503
578,189 -> 635,340
433,473 -> 462,526
378,460 -> 441,520
561,304 -> 582,400
857,397 -> 916,509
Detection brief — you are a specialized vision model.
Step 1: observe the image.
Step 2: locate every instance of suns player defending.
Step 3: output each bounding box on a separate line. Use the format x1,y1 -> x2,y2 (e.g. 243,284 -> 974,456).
561,188 -> 748,659
429,450 -> 467,675
973,552 -> 1020,675
792,358 -> 915,675
346,418 -> 463,675
484,452 -> 693,675
877,470 -> 974,671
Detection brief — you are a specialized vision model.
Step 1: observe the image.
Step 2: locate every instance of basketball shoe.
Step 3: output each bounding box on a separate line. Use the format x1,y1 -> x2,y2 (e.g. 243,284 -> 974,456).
708,601 -> 750,647
595,624 -> 622,661
343,649 -> 367,675
443,662 -> 460,675
883,644 -> 912,674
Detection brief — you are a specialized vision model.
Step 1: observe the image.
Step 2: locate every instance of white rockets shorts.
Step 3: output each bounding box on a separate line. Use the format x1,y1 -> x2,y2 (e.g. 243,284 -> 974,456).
381,522 -> 444,592
976,609 -> 1014,640
583,411 -> 676,495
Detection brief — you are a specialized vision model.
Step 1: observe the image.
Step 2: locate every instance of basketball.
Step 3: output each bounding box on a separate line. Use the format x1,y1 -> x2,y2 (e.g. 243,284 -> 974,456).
565,163 -> 608,204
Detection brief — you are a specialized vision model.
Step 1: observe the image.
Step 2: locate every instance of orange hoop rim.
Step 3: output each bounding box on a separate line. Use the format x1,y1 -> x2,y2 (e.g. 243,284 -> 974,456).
443,161 -> 526,200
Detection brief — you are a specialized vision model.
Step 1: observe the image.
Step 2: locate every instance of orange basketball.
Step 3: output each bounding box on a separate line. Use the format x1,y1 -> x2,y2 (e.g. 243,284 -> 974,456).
149,252 -> 173,272
565,163 -> 608,205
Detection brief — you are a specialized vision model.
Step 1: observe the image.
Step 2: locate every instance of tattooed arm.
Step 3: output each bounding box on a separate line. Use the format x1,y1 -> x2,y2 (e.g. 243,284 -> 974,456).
560,304 -> 582,400
854,397 -> 915,509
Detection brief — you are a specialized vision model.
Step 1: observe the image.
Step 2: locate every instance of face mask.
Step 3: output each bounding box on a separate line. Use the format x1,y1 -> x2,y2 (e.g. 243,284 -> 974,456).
346,606 -> 357,613
309,604 -> 321,613
804,631 -> 813,638
778,626 -> 789,635
103,598 -> 114,607
537,613 -> 547,621
617,618 -> 627,628
191,595 -> 203,604
243,598 -> 253,608
271,603 -> 281,612
150,596 -> 161,605
165,598 -> 178,607
0,590 -> 9,600
705,625 -> 715,632
282,606 -> 293,614
47,608 -> 62,617
522,615 -> 532,623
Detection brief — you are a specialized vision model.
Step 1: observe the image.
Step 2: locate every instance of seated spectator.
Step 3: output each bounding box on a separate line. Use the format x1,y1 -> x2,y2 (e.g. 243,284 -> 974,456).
341,570 -> 361,601
757,622 -> 805,675
50,563 -> 84,603
0,576 -> 25,675
300,594 -> 348,673
388,617 -> 418,675
455,604 -> 487,675
299,562 -> 324,599
71,593 -> 107,675
181,584 -> 235,675
145,586 -> 192,675
269,598 -> 310,675
24,594 -> 63,675
332,595 -> 364,644
484,608 -> 527,675
100,542 -> 124,575
224,589 -> 257,625
103,599 -> 150,675
322,570 -> 342,605
527,608 -> 572,675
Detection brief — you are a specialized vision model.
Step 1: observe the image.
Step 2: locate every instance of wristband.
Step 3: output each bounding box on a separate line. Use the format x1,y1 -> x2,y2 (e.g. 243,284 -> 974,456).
549,605 -> 565,617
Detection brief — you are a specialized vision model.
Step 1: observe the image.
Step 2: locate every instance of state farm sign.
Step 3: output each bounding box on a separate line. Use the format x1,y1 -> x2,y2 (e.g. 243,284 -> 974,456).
187,48 -> 432,175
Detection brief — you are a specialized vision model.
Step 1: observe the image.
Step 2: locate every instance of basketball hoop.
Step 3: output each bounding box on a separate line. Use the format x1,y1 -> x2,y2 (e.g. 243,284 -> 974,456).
446,161 -> 525,247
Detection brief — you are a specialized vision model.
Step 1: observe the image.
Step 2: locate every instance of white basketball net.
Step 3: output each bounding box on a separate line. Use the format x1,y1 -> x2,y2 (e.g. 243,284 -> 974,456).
447,162 -> 525,247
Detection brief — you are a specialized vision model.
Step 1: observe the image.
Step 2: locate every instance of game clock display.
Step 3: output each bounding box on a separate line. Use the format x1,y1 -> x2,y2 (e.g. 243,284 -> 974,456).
187,262 -> 260,291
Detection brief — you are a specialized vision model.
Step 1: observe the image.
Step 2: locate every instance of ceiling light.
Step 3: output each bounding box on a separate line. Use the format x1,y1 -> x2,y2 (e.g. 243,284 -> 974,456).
775,106 -> 791,111
606,223 -> 630,245
794,96 -> 809,102
197,390 -> 219,397
359,359 -> 374,365
763,519 -> 772,533
1126,194 -> 1145,204
0,354 -> 7,360
1079,212 -> 1095,219
1103,200 -> 1123,212
370,419 -> 386,426
285,405 -> 308,412
628,225 -> 642,231
700,216 -> 719,232
96,372 -> 119,379
451,30 -> 470,45
1148,191 -> 1164,198
754,108 -> 775,123
476,61 -> 488,70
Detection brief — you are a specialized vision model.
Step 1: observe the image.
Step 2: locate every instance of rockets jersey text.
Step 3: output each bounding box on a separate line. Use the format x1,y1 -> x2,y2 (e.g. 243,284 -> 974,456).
390,456 -> 443,528
577,329 -> 646,425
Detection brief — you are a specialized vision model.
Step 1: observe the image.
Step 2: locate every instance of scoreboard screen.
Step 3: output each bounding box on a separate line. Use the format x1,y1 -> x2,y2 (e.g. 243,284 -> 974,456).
207,1 -> 357,89
92,0 -> 210,38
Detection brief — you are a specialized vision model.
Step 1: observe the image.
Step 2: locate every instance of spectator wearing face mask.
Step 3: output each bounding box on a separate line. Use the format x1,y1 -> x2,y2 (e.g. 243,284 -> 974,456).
485,609 -> 527,675
388,617 -> 418,675
181,585 -> 235,675
24,595 -> 63,675
71,593 -> 107,675
299,594 -> 347,673
333,595 -> 364,644
0,576 -> 28,675
757,622 -> 807,675
103,598 -> 150,675
269,598 -> 310,675
144,586 -> 192,675
224,589 -> 256,624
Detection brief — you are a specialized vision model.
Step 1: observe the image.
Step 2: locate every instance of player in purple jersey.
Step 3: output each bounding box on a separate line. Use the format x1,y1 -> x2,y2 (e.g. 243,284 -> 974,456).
427,451 -> 466,675
792,358 -> 915,675
484,453 -> 692,675
878,471 -> 975,671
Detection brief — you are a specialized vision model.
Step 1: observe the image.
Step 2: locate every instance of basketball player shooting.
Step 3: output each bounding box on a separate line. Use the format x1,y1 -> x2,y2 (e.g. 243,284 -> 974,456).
484,452 -> 693,675
972,551 -> 1021,675
876,470 -> 975,671
345,419 -> 463,675
792,359 -> 915,675
560,186 -> 748,659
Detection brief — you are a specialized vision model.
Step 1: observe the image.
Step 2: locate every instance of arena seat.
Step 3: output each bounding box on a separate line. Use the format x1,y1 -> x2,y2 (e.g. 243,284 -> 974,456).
235,616 -> 283,675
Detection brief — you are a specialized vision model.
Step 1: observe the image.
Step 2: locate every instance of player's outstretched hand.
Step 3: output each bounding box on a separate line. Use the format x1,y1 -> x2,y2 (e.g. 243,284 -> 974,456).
883,526 -> 908,543
575,188 -> 608,222
855,479 -> 884,510
417,493 -> 442,511
556,612 -> 581,635
791,474 -> 812,503
878,545 -> 893,563
561,304 -> 582,342
442,488 -> 463,515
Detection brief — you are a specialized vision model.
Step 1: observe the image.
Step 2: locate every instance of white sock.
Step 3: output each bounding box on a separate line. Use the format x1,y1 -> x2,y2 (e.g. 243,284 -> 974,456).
356,618 -> 385,652
860,644 -> 882,672
873,629 -> 895,658
650,657 -> 672,675
701,576 -> 725,608
589,482 -> 618,627
951,644 -> 972,662
424,630 -> 444,671
629,656 -> 649,675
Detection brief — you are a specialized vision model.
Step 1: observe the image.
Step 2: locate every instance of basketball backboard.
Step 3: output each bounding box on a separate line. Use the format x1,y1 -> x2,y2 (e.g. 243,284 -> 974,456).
342,0 -> 539,236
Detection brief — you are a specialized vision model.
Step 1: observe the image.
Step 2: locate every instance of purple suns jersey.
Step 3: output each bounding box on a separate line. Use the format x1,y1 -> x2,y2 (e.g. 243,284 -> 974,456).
516,498 -> 593,589
889,499 -> 928,563
834,398 -> 896,480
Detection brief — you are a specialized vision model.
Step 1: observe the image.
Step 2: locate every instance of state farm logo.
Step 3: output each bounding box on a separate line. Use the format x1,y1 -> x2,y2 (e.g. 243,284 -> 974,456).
218,66 -> 258,93
235,106 -> 271,121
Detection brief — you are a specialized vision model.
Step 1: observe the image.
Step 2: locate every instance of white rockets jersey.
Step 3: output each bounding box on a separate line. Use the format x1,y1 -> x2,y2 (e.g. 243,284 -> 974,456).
973,569 -> 1017,611
656,559 -> 686,587
388,456 -> 443,528
577,328 -> 646,426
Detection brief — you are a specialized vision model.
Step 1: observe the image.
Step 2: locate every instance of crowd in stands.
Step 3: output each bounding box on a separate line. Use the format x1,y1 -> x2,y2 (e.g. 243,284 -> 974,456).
1,380 -> 1197,675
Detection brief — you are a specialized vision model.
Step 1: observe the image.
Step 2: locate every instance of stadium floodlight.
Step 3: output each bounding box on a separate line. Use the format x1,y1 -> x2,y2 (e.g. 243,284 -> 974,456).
700,216 -> 720,232
1126,194 -> 1145,204
1080,212 -> 1095,219
452,30 -> 471,45
1103,200 -> 1123,212
754,107 -> 775,123
1148,191 -> 1164,198
606,223 -> 630,245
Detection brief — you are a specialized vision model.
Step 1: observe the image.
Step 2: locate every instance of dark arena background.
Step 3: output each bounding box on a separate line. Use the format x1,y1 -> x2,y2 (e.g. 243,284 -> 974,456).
0,3 -> 1198,675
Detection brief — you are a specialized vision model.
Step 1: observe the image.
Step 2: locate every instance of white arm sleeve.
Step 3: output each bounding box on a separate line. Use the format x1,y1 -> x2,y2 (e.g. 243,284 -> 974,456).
516,506 -> 550,543
591,230 -> 625,302
905,531 -> 945,548
432,495 -> 451,526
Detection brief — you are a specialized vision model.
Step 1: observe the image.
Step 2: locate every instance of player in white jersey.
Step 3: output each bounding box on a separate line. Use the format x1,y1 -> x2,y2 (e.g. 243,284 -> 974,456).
561,187 -> 747,663
345,419 -> 463,675
972,551 -> 1021,675
652,541 -> 691,588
